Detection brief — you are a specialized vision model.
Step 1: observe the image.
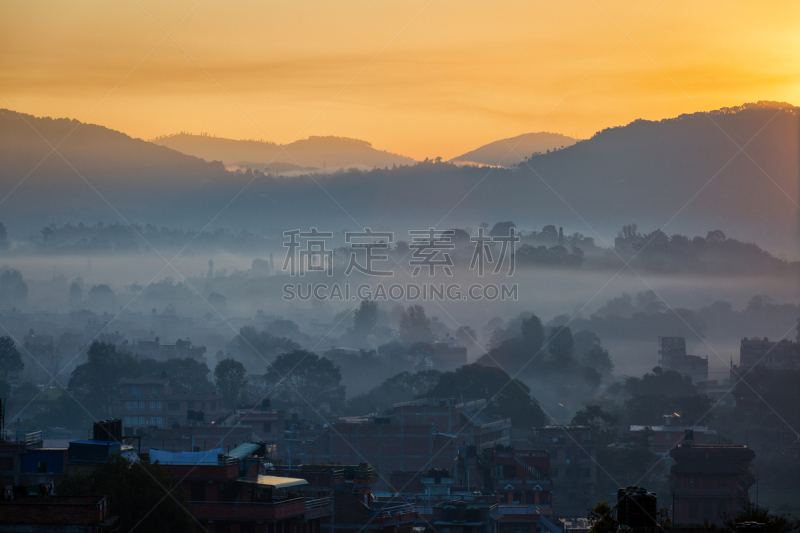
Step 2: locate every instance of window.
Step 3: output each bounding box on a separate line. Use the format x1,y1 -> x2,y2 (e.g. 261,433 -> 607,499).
150,401 -> 156,410
157,417 -> 163,426
157,401 -> 162,410
139,401 -> 144,409
37,461 -> 47,473
168,402 -> 180,411
151,387 -> 161,396
148,417 -> 156,425
139,417 -> 145,425
124,417 -> 131,425
130,386 -> 140,395
125,401 -> 131,410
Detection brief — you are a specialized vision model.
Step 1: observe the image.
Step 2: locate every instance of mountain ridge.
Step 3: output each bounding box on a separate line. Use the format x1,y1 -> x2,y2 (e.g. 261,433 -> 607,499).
152,132 -> 416,172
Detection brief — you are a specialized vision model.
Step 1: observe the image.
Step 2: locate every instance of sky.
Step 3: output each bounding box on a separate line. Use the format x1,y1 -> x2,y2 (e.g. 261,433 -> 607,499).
2,0 -> 800,160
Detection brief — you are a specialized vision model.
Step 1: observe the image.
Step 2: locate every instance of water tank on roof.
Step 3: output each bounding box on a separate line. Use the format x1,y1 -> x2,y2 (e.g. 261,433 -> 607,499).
442,505 -> 456,522
466,506 -> 480,522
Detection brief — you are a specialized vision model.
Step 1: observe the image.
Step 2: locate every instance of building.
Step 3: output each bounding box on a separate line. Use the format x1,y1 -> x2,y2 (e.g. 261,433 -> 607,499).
630,414 -> 716,456
669,443 -> 755,526
0,495 -> 118,532
160,447 -> 333,533
303,421 -> 458,486
658,337 -> 709,383
490,448 -> 552,515
737,335 -> 799,371
118,377 -> 225,429
270,464 -> 419,533
303,398 -> 511,489
526,426 -> 596,518
130,336 -> 207,361
392,398 -> 511,448
431,500 -> 500,533
1,428 -> 45,487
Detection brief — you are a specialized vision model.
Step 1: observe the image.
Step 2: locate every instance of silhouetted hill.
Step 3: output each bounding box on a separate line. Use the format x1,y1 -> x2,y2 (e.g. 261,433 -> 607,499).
0,109 -> 229,228
451,131 -> 578,166
0,103 -> 797,258
152,133 -> 415,171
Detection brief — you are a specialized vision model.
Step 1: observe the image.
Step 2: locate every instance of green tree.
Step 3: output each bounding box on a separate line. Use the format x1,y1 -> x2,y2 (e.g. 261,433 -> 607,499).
58,455 -> 195,533
139,358 -> 213,394
399,305 -> 434,344
0,269 -> 28,306
214,358 -> 247,409
588,501 -> 615,533
427,364 -> 547,427
265,350 -> 346,419
521,314 -> 545,356
0,222 -> 8,249
584,344 -> 614,375
69,341 -> 140,418
351,300 -> 378,342
0,335 -> 24,380
723,502 -> 800,533
547,325 -> 574,363
572,405 -> 618,444
344,369 -> 441,415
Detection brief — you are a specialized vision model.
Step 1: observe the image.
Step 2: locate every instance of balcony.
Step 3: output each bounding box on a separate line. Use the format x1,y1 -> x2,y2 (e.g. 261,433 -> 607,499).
189,498 -> 309,521
1,430 -> 43,446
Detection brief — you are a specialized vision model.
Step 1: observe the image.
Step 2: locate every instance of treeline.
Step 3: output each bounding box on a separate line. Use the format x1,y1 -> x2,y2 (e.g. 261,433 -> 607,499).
611,226 -> 799,275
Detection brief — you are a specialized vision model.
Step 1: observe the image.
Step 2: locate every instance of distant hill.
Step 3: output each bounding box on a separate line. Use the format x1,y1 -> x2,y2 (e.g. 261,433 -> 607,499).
0,109 -> 229,229
152,133 -> 415,171
0,103 -> 797,258
451,132 -> 578,166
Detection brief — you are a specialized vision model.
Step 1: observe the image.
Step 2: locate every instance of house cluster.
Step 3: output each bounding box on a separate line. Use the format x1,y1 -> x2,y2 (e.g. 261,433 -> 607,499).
2,384 -> 759,533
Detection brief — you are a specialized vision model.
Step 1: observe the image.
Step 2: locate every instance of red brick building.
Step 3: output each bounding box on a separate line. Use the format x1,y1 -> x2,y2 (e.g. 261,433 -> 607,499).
163,457 -> 333,533
669,443 -> 755,526
0,495 -> 118,532
491,449 -> 552,514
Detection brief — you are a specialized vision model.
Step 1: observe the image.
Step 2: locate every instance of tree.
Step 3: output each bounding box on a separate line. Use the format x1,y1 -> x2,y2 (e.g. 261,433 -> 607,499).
264,350 -> 346,419
351,300 -> 378,342
88,284 -> 116,310
583,344 -> 614,375
214,358 -> 247,409
69,280 -> 82,304
0,269 -> 28,306
344,369 -> 441,415
427,364 -> 547,427
0,335 -> 24,380
399,305 -> 434,344
547,325 -> 574,362
69,341 -> 140,418
139,358 -> 213,394
489,221 -> 516,237
58,455 -> 195,533
455,326 -> 478,348
521,314 -> 545,355
571,405 -> 618,444
588,501 -> 615,533
723,502 -> 800,533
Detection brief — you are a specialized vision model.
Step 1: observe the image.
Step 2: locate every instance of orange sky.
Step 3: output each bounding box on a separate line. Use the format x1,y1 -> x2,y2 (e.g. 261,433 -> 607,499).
2,0 -> 799,160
